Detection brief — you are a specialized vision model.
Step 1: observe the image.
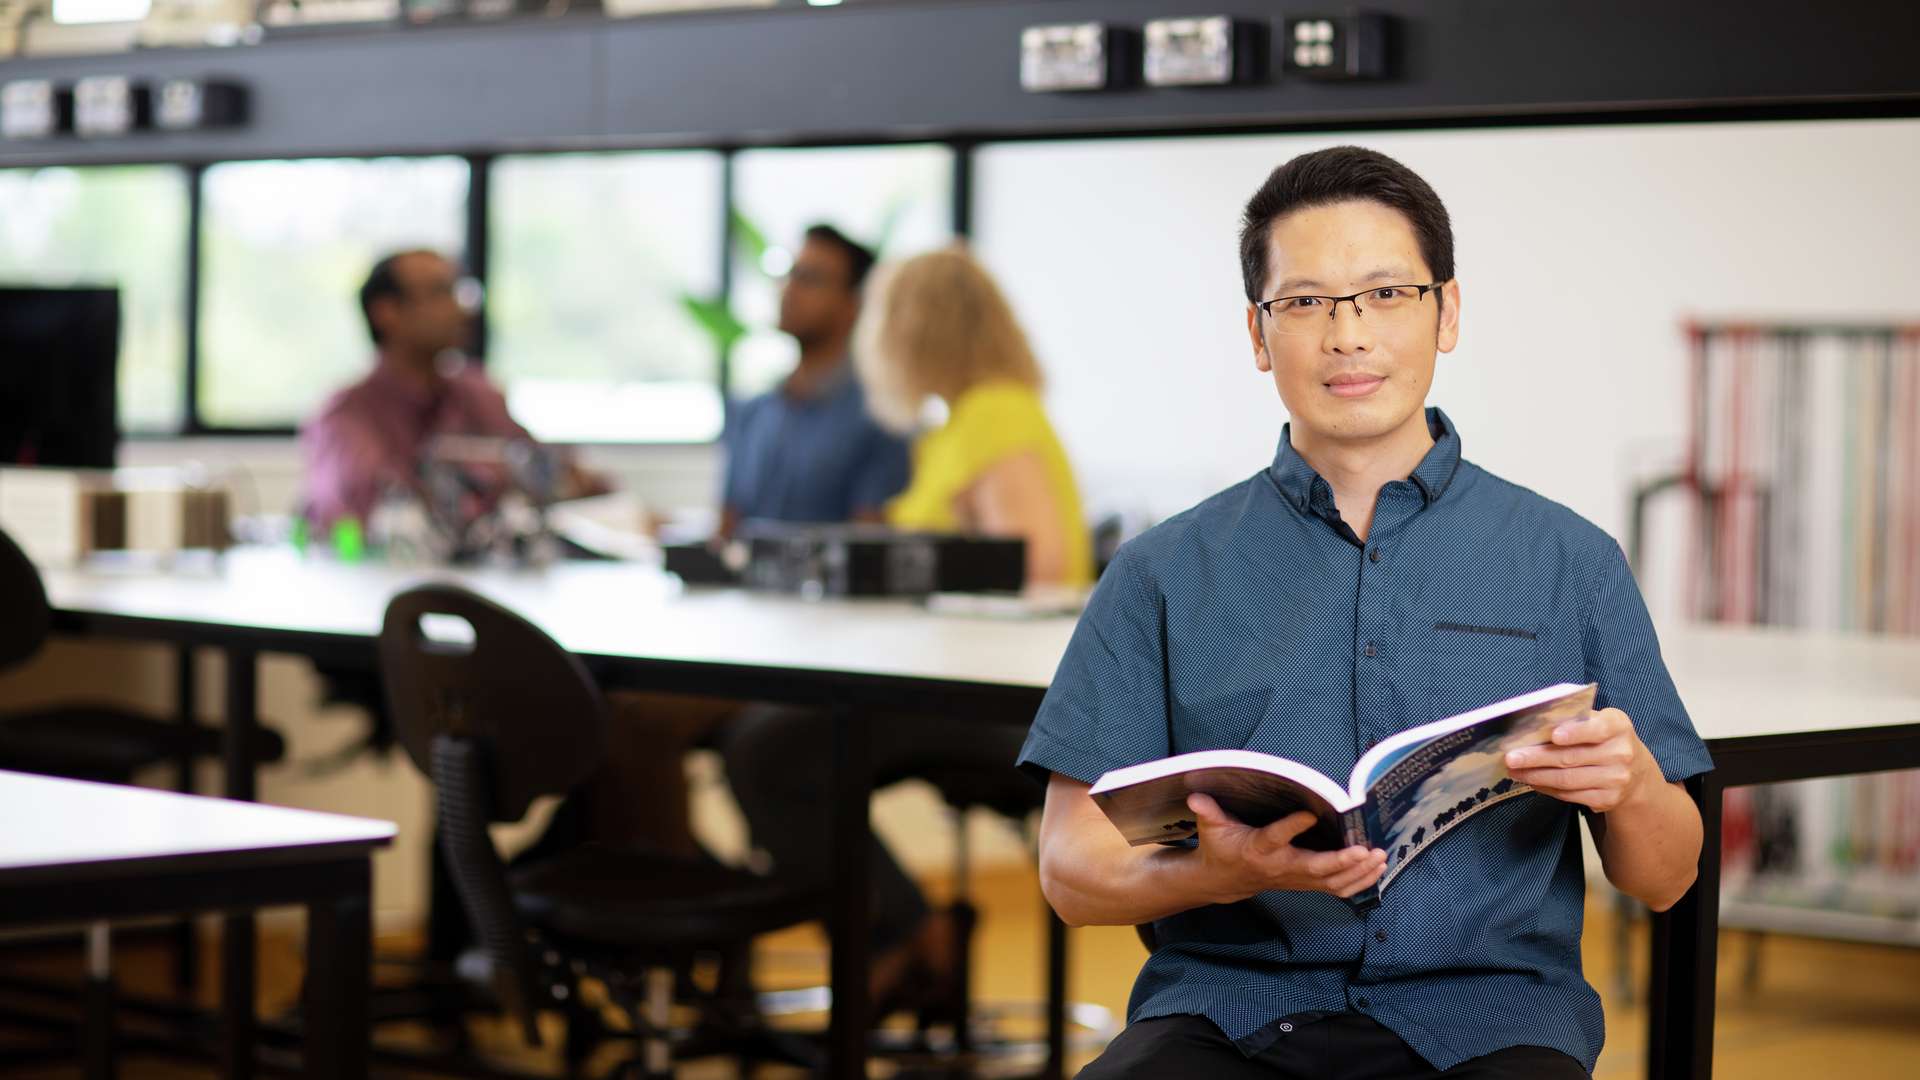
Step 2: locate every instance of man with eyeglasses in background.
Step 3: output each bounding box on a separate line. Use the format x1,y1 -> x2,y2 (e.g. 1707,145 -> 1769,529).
715,223 -> 911,541
1020,146 -> 1711,1078
301,248 -> 606,531
600,225 -> 915,860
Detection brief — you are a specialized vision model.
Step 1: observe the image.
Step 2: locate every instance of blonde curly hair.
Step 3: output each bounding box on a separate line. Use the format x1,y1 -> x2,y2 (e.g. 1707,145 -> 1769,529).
854,246 -> 1044,434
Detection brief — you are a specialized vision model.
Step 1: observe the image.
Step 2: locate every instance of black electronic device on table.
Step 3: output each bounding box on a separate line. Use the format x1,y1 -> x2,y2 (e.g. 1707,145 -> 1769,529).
736,522 -> 1026,598
0,286 -> 120,469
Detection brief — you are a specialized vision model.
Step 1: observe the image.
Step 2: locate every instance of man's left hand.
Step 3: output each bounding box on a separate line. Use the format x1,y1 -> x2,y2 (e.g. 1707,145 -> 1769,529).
1504,708 -> 1659,814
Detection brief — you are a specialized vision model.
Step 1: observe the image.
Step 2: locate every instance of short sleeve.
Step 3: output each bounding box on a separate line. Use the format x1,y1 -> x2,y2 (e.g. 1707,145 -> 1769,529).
892,383 -> 1050,531
1582,545 -> 1714,783
1016,542 -> 1173,785
946,383 -> 1048,478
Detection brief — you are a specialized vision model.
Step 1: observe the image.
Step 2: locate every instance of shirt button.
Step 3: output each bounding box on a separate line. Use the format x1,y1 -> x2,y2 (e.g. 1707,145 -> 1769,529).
1363,642 -> 1377,658
1369,548 -> 1381,563
1355,996 -> 1370,1009
1374,930 -> 1387,943
1365,738 -> 1378,750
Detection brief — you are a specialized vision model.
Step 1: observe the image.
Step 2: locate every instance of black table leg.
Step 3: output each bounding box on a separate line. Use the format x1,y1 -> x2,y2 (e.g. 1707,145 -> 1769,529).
83,924 -> 115,1080
826,704 -> 872,1080
305,860 -> 373,1080
1646,773 -> 1723,1080
222,646 -> 261,1079
220,913 -> 255,1080
223,646 -> 259,802
174,646 -> 200,997
1045,902 -> 1068,1080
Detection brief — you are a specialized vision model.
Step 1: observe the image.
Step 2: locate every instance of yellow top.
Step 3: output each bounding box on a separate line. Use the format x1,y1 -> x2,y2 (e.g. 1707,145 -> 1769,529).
887,379 -> 1092,588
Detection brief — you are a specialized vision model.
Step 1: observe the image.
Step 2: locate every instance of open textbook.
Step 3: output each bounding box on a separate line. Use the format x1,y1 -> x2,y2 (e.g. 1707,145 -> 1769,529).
1089,682 -> 1598,898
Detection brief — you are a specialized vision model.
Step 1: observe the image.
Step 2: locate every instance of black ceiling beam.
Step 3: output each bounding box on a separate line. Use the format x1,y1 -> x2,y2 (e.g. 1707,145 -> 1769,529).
0,0 -> 1915,166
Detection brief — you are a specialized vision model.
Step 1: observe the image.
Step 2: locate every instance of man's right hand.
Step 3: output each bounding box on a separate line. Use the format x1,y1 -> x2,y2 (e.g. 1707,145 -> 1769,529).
1187,793 -> 1387,902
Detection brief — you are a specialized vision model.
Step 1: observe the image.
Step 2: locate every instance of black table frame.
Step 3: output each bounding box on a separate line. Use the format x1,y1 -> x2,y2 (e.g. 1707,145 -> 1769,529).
1646,721 -> 1920,1080
72,603 -> 1920,1080
0,833 -> 381,1079
51,606 -> 1070,1080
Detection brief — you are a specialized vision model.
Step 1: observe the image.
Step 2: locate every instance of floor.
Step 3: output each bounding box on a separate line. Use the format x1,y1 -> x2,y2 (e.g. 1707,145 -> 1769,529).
2,865 -> 1918,1077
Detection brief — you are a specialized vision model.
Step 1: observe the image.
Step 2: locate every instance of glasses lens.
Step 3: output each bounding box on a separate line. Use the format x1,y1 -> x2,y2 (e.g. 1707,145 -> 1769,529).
1267,286 -> 1427,335
454,277 -> 485,313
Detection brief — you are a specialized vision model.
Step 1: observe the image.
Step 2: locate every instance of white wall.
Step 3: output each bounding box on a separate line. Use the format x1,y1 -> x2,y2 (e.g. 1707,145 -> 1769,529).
972,119 -> 1920,572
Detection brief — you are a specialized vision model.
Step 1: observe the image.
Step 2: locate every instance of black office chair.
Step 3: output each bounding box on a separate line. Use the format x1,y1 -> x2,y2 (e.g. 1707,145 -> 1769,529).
0,525 -> 285,785
379,583 -> 824,1078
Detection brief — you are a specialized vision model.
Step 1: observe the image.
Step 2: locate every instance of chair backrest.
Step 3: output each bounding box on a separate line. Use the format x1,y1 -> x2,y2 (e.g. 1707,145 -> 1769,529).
0,527 -> 52,675
379,584 -> 609,822
378,583 -> 611,1043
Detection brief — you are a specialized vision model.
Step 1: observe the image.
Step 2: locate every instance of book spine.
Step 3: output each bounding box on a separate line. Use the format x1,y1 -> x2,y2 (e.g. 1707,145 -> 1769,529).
1342,808 -> 1381,912
1341,807 -> 1370,849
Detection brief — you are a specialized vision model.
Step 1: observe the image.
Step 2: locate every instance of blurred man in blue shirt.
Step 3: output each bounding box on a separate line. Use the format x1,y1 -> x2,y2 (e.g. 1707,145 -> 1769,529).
596,226 -> 910,863
718,224 -> 910,539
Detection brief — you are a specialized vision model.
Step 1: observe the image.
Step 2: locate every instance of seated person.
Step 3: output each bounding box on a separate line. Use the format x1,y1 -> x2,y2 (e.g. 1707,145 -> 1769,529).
718,224 -> 912,539
1022,146 -> 1711,1078
611,224 -> 915,857
720,247 -> 1091,1012
857,247 -> 1092,588
300,248 -> 604,532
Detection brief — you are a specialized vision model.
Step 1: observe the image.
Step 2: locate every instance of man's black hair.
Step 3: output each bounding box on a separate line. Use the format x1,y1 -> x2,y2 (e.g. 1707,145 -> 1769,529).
359,249 -> 438,345
803,224 -> 878,291
1238,146 -> 1454,305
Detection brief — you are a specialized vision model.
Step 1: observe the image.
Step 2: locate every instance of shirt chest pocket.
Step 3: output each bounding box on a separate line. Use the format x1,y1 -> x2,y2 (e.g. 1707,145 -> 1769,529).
1422,620 -> 1553,718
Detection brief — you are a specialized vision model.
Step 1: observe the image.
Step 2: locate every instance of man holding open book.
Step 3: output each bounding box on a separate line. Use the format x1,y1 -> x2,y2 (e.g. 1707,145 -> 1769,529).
1018,147 -> 1711,1078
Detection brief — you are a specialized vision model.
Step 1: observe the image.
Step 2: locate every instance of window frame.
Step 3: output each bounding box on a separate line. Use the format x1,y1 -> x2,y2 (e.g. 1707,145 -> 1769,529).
135,140 -> 973,444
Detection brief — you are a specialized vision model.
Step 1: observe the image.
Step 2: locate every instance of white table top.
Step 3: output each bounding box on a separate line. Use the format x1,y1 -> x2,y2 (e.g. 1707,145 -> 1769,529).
1659,621 -> 1920,742
0,770 -> 397,874
40,548 -> 1920,741
44,548 -> 1080,691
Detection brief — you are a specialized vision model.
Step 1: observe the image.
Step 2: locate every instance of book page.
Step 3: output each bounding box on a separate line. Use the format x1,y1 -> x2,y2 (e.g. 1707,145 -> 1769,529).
1091,760 -> 1352,848
1362,684 -> 1597,888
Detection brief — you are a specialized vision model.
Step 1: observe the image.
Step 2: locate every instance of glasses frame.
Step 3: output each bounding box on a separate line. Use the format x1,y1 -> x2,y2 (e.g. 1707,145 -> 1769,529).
1255,282 -> 1444,333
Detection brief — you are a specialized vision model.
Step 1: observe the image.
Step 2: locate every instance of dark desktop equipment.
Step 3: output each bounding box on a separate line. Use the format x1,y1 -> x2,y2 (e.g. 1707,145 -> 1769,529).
661,541 -> 742,586
0,287 -> 120,469
736,523 -> 1025,597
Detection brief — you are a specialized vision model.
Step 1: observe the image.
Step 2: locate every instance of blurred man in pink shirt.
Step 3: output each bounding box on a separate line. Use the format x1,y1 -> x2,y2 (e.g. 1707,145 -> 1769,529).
300,249 -> 602,528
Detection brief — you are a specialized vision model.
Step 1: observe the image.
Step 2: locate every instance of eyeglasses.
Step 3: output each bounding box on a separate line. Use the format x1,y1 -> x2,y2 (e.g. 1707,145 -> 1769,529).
1255,283 -> 1442,335
784,265 -> 848,291
402,276 -> 485,313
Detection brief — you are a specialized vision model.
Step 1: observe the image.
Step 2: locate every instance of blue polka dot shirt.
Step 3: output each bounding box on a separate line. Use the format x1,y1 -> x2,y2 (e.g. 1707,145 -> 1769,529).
1017,407 -> 1713,1072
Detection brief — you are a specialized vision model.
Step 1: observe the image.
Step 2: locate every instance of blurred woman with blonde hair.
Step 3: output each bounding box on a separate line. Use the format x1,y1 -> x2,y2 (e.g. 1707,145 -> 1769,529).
857,246 -> 1092,588
721,247 -> 1091,1024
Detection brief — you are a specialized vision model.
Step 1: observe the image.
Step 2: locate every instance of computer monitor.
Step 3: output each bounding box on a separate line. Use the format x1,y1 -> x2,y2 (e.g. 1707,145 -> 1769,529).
0,286 -> 120,469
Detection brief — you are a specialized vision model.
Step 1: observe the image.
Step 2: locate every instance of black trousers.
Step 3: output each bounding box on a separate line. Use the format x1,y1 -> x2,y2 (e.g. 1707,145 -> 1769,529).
1076,1014 -> 1589,1080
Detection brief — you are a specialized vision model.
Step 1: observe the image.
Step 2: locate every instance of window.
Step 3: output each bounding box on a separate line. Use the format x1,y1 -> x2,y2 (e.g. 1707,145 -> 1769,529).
488,151 -> 726,443
198,156 -> 470,428
0,165 -> 189,433
728,144 -> 954,397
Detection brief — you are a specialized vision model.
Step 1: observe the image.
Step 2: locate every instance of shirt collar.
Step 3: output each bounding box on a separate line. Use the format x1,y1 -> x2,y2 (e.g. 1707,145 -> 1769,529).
368,351 -> 454,410
1269,406 -> 1463,512
782,355 -> 856,405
